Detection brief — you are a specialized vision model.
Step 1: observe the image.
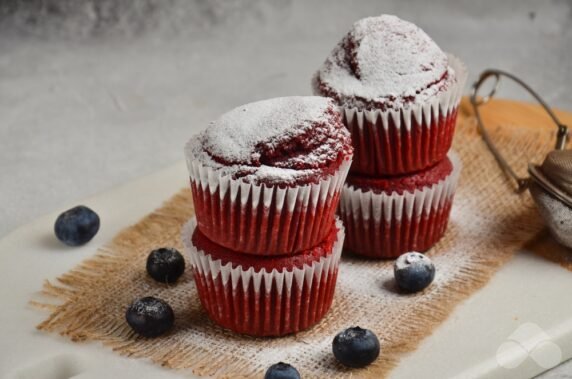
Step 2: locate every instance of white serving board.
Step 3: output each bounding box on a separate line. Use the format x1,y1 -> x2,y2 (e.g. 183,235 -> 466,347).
1,161 -> 571,379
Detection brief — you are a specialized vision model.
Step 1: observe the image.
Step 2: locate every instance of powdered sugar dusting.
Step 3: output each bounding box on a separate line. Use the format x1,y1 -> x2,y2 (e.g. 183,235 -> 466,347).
315,15 -> 455,109
393,252 -> 430,271
204,96 -> 331,163
186,96 -> 352,185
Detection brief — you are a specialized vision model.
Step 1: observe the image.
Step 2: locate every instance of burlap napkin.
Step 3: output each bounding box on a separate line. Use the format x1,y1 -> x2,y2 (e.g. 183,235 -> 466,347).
33,98 -> 567,378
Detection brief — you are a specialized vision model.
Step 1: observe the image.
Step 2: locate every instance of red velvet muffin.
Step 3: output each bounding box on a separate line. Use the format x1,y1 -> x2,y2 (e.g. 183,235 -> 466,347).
185,96 -> 352,256
313,15 -> 467,176
182,217 -> 344,337
339,152 -> 461,259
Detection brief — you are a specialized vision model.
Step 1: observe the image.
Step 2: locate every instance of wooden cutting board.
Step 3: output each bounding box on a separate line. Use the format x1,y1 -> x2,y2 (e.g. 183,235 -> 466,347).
461,97 -> 572,133
1,98 -> 572,379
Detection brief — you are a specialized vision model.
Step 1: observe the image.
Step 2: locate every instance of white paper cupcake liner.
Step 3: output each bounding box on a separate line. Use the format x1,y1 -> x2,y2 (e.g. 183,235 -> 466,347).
185,155 -> 351,255
341,55 -> 467,132
319,54 -> 467,176
339,152 -> 462,258
181,217 -> 345,336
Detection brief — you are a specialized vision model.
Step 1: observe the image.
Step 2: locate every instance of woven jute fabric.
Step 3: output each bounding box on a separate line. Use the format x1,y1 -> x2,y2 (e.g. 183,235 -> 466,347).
33,99 -> 568,378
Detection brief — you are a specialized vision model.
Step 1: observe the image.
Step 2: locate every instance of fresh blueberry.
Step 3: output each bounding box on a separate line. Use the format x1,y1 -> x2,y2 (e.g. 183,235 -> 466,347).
125,297 -> 174,338
394,252 -> 435,293
332,326 -> 380,368
146,248 -> 185,284
264,362 -> 301,379
54,205 -> 100,246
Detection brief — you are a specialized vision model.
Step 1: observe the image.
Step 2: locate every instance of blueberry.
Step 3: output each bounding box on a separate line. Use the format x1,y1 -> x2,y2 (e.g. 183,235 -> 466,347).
54,205 -> 100,246
146,248 -> 185,284
394,252 -> 435,293
125,297 -> 174,337
332,326 -> 380,368
264,362 -> 301,379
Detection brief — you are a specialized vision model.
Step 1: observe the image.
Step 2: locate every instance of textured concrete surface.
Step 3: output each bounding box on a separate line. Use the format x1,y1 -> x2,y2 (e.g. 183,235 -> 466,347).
1,0 -> 571,377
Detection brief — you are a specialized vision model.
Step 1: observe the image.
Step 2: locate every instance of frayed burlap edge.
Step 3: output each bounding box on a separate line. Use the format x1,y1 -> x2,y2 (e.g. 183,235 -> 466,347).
31,98 -> 571,378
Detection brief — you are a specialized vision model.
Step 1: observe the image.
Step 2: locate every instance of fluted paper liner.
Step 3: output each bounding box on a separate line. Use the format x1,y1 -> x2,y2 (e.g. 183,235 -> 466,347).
340,152 -> 462,258
182,217 -> 344,336
185,154 -> 351,255
324,54 -> 468,176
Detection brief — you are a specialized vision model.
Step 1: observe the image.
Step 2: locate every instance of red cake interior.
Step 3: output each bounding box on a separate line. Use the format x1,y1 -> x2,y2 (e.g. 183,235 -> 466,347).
346,157 -> 453,195
191,221 -> 340,271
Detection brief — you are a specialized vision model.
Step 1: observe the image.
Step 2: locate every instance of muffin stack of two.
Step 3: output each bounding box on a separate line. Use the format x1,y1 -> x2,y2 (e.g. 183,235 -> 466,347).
314,15 -> 468,258
182,97 -> 353,336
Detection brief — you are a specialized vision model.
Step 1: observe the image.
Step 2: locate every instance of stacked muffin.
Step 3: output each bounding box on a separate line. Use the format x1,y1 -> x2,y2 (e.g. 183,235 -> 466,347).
313,15 -> 467,258
182,96 -> 353,336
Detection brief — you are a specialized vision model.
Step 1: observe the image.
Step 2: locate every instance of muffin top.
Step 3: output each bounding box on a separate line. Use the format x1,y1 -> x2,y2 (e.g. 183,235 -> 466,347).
190,218 -> 340,271
186,96 -> 352,186
346,157 -> 454,195
314,14 -> 456,110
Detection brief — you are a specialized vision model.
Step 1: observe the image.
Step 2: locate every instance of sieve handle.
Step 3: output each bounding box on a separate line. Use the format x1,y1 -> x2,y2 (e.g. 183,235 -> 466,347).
470,69 -> 569,193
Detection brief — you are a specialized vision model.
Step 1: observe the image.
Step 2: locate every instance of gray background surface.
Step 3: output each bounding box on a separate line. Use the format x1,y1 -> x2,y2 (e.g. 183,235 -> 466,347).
1,0 -> 571,377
